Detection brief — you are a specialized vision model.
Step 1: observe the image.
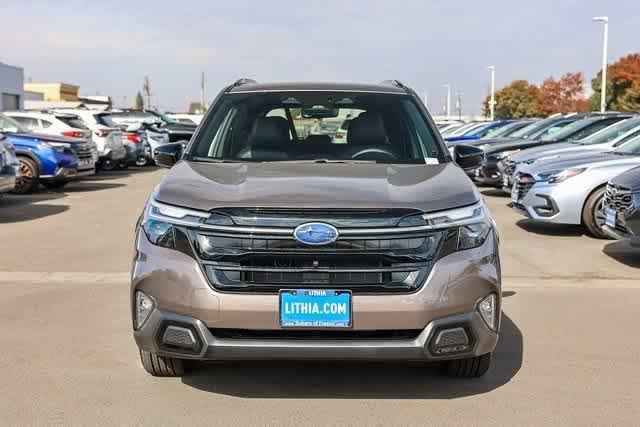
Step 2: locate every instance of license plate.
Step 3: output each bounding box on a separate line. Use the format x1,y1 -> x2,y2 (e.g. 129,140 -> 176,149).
605,208 -> 616,228
79,159 -> 93,167
503,174 -> 509,188
280,289 -> 352,328
475,168 -> 481,178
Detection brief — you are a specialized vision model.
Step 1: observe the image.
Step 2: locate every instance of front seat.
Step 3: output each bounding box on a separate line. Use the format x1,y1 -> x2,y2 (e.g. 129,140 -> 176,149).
237,116 -> 291,160
345,112 -> 397,160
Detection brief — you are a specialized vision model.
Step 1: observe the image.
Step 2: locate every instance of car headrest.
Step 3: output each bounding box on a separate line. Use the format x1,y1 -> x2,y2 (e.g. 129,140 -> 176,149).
347,112 -> 387,146
248,116 -> 290,148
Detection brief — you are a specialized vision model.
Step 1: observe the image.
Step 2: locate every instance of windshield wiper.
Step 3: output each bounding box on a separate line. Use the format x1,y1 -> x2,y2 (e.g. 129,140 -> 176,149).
191,157 -> 240,163
274,159 -> 378,164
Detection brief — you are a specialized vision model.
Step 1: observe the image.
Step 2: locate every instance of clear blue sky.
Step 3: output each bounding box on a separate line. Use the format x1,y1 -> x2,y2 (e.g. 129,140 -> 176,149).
2,0 -> 639,113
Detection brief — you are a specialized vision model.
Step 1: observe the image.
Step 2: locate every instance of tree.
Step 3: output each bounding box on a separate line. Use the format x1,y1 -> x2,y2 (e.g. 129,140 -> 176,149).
482,80 -> 542,119
135,91 -> 144,110
539,72 -> 589,115
590,53 -> 640,111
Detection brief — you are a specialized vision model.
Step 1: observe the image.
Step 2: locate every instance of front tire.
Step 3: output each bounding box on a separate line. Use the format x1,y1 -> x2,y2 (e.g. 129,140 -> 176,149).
447,353 -> 492,378
12,156 -> 39,194
139,350 -> 186,377
582,187 -> 610,239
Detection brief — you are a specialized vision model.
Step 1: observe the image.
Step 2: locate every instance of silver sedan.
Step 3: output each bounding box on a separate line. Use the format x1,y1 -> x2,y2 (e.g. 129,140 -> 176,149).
511,134 -> 640,237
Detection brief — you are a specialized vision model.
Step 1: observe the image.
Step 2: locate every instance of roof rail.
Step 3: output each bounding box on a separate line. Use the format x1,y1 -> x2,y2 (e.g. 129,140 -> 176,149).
380,80 -> 406,90
231,78 -> 257,88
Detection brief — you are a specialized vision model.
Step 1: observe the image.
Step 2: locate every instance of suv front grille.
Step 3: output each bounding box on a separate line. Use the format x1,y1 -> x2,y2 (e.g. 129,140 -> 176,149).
501,159 -> 515,177
184,211 -> 446,293
603,183 -> 633,213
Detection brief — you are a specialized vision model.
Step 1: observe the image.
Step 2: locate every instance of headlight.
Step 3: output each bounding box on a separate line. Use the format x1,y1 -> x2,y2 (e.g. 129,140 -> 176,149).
420,201 -> 493,250
141,198 -> 233,250
544,167 -> 586,184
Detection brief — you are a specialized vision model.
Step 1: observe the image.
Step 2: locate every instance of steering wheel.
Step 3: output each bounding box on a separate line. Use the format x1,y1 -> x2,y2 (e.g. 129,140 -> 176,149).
351,147 -> 398,162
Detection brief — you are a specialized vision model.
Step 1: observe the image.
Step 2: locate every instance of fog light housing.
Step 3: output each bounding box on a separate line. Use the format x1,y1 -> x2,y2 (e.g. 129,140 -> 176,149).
135,291 -> 154,329
478,294 -> 497,331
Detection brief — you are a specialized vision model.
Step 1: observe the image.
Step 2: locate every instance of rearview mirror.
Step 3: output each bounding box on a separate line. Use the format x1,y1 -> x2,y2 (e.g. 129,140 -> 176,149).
154,142 -> 184,168
453,144 -> 484,170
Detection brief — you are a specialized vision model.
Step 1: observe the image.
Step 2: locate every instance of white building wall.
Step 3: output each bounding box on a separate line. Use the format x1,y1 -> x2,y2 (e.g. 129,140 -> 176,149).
0,62 -> 24,111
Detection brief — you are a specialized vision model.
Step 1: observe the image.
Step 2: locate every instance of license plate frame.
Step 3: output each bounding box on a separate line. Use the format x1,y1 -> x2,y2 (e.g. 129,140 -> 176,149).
279,289 -> 352,329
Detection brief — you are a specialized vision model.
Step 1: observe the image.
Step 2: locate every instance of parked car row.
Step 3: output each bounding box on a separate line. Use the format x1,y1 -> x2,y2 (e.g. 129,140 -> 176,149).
447,112 -> 640,248
0,107 -> 197,194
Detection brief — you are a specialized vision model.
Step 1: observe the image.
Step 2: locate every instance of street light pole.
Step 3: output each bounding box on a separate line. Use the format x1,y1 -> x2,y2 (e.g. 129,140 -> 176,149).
593,16 -> 609,113
488,66 -> 496,121
443,84 -> 451,118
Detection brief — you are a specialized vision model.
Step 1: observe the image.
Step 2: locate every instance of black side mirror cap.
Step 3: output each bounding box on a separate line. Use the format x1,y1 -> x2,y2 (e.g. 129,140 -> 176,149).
453,144 -> 484,170
154,142 -> 185,168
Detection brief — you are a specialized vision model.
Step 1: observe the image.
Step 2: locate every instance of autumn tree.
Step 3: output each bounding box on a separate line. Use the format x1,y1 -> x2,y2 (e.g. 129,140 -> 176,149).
482,80 -> 542,119
539,72 -> 589,115
590,53 -> 640,111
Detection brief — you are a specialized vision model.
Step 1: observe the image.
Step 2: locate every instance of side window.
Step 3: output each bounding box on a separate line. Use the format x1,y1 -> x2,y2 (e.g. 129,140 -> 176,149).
12,116 -> 39,129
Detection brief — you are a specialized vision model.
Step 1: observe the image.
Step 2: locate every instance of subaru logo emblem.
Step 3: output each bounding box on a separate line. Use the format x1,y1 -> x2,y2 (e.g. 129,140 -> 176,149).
293,222 -> 339,246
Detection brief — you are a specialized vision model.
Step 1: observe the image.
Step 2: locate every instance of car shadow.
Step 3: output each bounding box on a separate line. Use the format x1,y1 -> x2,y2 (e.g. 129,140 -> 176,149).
481,189 -> 509,198
0,192 -> 69,223
55,181 -> 126,193
181,314 -> 523,399
89,166 -> 160,182
515,219 -> 586,237
603,240 -> 640,268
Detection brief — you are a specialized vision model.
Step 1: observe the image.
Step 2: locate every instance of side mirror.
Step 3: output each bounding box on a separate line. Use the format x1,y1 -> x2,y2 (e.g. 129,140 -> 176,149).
154,143 -> 184,168
453,144 -> 484,170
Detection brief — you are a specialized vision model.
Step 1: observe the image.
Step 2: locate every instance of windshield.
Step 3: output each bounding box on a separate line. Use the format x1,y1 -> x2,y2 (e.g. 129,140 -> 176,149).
190,92 -> 444,164
576,117 -> 640,145
0,114 -> 28,133
540,118 -> 598,142
614,134 -> 640,155
483,121 -> 529,139
56,115 -> 89,130
509,118 -> 558,139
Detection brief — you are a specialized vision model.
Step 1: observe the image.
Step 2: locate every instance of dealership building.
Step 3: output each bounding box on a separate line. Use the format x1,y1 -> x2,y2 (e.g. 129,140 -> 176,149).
0,62 -> 24,111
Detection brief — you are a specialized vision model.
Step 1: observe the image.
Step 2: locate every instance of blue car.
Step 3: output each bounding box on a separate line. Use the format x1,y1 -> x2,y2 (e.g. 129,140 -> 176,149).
0,113 -> 96,194
445,120 -> 514,146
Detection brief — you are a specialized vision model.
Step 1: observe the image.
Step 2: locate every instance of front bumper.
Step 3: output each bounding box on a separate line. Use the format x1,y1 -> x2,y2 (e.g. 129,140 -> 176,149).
131,228 -> 501,361
134,306 -> 498,361
511,181 -> 583,225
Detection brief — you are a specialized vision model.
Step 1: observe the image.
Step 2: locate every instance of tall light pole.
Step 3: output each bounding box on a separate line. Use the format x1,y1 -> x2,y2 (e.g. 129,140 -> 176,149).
488,65 -> 496,121
443,84 -> 451,118
593,16 -> 609,113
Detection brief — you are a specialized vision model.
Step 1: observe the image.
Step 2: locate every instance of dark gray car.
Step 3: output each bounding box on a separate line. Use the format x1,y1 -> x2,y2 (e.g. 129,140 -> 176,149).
603,165 -> 640,246
131,80 -> 500,378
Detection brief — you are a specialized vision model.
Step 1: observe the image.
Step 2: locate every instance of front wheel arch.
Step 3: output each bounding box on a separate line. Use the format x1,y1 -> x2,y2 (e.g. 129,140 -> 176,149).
581,184 -> 609,239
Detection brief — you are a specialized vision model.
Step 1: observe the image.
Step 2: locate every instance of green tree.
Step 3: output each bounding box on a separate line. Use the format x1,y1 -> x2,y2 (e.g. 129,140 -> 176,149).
482,80 -> 542,119
135,91 -> 144,110
589,53 -> 640,111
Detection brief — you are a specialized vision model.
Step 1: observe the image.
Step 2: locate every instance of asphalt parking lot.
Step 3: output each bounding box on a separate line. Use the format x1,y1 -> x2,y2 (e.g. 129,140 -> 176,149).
1,168 -> 639,426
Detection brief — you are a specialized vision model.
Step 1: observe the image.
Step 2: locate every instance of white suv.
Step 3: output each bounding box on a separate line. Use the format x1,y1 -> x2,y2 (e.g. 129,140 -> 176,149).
53,109 -> 127,170
5,111 -> 99,164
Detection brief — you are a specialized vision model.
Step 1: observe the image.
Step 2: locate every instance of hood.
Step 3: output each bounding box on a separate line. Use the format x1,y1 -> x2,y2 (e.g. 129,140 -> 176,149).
154,161 -> 480,213
463,136 -> 518,148
609,165 -> 640,192
6,132 -> 85,144
510,142 -> 610,163
165,123 -> 196,133
520,151 -> 640,176
483,138 -> 559,155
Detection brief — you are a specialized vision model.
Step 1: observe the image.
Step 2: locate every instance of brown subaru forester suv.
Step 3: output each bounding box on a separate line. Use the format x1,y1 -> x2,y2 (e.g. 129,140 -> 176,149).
132,80 -> 501,378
